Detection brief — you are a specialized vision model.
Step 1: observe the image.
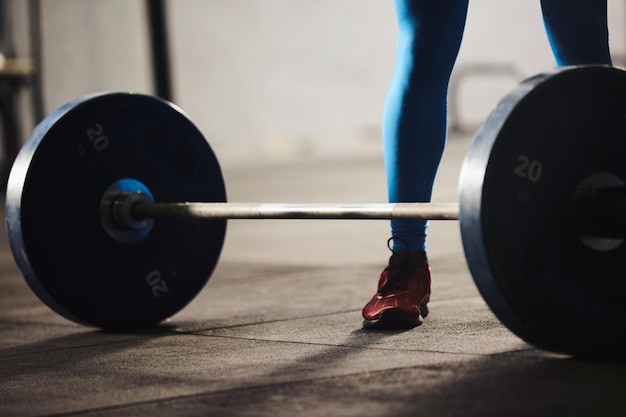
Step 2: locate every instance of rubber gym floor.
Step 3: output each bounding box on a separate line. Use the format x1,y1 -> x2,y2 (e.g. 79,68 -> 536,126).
1,133 -> 624,417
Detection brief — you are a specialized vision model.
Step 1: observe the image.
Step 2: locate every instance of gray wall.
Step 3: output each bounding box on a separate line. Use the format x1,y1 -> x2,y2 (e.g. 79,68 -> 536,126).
7,1 -> 626,166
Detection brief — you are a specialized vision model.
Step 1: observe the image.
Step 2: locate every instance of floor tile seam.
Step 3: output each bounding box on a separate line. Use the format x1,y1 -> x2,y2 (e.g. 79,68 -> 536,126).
210,265 -> 328,279
0,315 -> 151,331
173,309 -> 362,332
208,265 -> 471,284
179,294 -> 482,329
177,329 -> 496,357
0,329 -> 188,358
0,304 -> 54,313
175,297 -> 497,333
0,310 -> 361,358
34,358 -> 483,417
0,293 -> 484,357
214,260 -> 466,270
0,317 -> 80,328
0,295 -> 484,359
0,338 -> 153,359
199,294 -> 486,322
209,264 -> 381,280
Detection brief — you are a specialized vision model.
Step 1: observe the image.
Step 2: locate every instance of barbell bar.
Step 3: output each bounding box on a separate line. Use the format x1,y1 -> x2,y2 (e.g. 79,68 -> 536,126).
101,188 -> 459,244
6,65 -> 626,357
130,201 -> 461,221
110,191 -> 620,231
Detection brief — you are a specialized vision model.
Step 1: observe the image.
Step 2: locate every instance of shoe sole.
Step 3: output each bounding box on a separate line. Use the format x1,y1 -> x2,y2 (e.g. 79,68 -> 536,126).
362,307 -> 426,330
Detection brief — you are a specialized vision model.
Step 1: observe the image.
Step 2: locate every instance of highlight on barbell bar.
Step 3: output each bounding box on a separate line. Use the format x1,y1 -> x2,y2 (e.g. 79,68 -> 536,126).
131,201 -> 460,221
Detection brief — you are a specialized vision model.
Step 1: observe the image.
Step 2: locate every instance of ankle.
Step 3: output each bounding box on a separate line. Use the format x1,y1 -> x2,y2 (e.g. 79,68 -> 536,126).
387,236 -> 426,253
390,251 -> 428,266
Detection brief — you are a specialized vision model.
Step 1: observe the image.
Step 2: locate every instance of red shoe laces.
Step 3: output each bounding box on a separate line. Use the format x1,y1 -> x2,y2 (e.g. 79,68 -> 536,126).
378,237 -> 422,295
379,258 -> 414,294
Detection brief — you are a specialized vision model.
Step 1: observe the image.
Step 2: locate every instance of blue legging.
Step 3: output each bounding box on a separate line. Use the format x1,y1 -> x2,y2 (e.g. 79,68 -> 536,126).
385,0 -> 612,252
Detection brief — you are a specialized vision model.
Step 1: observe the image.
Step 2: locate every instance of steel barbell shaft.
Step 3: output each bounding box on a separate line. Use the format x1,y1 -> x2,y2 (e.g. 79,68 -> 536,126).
131,200 -> 460,220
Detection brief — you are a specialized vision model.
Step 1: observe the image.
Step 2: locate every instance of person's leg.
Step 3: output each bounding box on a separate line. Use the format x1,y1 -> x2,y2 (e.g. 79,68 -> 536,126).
363,0 -> 468,328
541,0 -> 612,66
383,0 -> 469,253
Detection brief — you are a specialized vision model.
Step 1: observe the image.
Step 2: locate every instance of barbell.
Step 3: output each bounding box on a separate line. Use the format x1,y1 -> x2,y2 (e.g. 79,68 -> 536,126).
5,65 -> 626,357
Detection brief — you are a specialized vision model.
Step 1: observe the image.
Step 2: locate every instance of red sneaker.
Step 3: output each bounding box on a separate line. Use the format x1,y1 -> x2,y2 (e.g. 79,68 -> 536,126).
362,251 -> 431,329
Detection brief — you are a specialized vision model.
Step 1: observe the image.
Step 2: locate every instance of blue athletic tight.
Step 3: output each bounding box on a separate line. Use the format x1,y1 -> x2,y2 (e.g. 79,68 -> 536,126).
385,0 -> 612,252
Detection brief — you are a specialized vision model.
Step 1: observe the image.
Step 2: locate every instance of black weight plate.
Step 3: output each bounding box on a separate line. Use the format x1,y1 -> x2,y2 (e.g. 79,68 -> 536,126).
5,93 -> 227,330
460,66 -> 626,357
